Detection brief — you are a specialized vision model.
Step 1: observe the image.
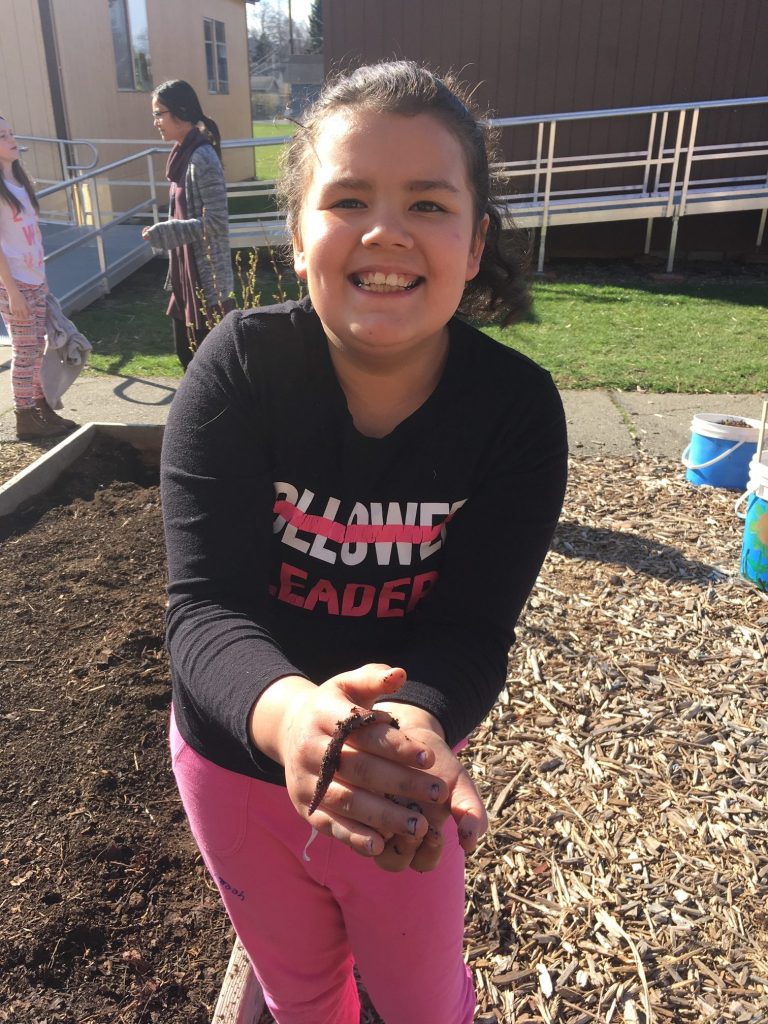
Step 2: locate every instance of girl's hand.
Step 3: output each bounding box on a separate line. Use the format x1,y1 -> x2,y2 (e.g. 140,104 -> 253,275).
8,287 -> 29,320
370,710 -> 488,874
249,665 -> 450,859
141,226 -> 153,240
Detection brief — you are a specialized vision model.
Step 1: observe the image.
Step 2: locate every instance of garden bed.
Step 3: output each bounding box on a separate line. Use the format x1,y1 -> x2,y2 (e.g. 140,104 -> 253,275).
0,437 -> 766,1023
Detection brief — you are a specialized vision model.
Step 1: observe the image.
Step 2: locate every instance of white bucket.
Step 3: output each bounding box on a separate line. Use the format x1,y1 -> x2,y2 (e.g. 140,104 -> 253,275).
735,453 -> 768,518
682,413 -> 761,490
747,453 -> 768,501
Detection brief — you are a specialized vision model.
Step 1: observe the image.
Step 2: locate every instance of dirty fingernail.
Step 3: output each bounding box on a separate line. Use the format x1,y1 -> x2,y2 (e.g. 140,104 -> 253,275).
416,750 -> 429,767
407,816 -> 418,835
430,782 -> 441,800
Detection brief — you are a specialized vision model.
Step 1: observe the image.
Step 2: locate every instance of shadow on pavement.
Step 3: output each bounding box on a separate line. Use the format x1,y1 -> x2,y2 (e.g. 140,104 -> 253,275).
112,376 -> 176,407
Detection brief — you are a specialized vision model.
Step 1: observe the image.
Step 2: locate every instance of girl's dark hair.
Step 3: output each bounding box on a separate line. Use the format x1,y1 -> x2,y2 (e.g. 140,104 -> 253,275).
153,80 -> 222,159
0,116 -> 39,215
279,60 -> 529,325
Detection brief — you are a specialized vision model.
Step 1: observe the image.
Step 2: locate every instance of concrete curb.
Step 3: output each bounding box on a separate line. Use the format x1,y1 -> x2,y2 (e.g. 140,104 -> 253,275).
561,390 -> 767,460
2,391 -> 766,517
0,422 -> 163,517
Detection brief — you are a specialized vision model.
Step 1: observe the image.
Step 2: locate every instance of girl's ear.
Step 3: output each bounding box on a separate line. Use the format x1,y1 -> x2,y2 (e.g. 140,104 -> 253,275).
465,213 -> 489,282
292,231 -> 307,279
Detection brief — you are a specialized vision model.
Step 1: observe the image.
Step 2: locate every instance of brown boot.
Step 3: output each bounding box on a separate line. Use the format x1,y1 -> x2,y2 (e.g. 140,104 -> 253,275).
15,406 -> 70,441
36,399 -> 78,431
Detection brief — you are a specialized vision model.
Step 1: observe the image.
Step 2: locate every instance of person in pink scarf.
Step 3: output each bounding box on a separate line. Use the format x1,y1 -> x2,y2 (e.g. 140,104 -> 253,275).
143,80 -> 233,370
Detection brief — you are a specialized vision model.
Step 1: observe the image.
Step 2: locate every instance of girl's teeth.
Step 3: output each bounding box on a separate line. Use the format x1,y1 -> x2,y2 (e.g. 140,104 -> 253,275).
356,272 -> 418,291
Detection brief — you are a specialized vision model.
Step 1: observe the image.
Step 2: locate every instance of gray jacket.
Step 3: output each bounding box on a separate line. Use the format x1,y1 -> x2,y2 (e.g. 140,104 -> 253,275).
146,144 -> 234,308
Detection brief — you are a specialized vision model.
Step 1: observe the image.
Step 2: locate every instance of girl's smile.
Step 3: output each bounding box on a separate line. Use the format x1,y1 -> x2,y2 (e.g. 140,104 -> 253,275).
292,110 -> 487,371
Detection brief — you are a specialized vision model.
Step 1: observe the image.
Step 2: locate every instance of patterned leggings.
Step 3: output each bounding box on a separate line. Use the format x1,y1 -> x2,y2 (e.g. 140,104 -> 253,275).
0,280 -> 48,409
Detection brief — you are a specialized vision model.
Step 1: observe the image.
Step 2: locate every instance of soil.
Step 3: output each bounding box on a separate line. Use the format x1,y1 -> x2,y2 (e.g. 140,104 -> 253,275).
2,438 -> 767,1024
0,438 -> 234,1024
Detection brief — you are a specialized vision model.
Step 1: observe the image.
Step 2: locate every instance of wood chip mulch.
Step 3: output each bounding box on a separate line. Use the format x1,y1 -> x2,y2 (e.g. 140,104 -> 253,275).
463,455 -> 768,1024
0,438 -> 63,484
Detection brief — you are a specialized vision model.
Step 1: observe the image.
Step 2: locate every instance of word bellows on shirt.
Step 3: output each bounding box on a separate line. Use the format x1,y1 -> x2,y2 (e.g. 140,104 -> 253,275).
270,482 -> 467,618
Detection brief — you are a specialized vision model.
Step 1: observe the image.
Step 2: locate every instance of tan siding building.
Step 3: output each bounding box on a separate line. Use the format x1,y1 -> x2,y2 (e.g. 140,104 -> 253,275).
0,3 -> 61,190
0,0 -> 254,200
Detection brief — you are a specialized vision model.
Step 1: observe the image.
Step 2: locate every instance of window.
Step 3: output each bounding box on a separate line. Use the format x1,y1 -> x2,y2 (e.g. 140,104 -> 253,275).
204,18 -> 229,94
109,0 -> 152,91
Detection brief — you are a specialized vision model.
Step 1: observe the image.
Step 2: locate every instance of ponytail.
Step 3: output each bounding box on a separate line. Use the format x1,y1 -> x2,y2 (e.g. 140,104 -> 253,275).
200,115 -> 222,160
153,80 -> 222,159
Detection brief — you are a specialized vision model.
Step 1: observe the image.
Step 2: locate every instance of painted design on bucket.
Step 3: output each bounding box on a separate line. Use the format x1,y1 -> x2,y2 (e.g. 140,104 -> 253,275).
752,511 -> 768,547
740,497 -> 768,593
739,454 -> 768,593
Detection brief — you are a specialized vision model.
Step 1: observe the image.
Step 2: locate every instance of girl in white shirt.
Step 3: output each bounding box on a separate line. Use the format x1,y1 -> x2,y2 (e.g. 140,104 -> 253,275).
0,115 -> 77,439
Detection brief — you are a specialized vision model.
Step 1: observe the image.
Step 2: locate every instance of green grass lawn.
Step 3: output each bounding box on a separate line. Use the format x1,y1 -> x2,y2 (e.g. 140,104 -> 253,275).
486,275 -> 767,392
73,257 -> 767,389
73,252 -> 303,379
251,121 -> 294,181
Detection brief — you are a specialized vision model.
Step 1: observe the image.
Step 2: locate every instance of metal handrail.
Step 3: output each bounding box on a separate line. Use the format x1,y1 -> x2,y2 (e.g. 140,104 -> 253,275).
21,95 -> 768,294
61,134 -> 292,149
16,133 -> 99,172
488,94 -> 768,128
36,147 -> 161,196
487,96 -> 768,270
43,198 -> 156,261
35,149 -> 162,303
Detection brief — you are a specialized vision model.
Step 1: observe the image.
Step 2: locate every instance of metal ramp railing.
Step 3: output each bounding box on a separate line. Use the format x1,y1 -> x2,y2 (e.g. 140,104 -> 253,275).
222,96 -> 768,270
34,148 -> 163,313
490,95 -> 768,271
214,96 -> 768,269
8,135 -> 292,323
7,94 -> 766,326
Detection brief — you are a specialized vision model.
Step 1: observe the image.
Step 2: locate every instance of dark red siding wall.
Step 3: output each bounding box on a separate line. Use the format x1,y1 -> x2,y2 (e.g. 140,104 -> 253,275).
324,0 -> 767,119
322,0 -> 768,259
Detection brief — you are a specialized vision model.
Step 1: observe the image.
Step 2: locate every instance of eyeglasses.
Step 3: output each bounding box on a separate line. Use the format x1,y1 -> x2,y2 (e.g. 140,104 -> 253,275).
152,109 -> 170,122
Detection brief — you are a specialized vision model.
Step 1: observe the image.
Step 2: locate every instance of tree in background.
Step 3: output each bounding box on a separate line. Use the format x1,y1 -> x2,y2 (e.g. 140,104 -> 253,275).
250,29 -> 273,65
307,0 -> 323,53
248,1 -> 308,68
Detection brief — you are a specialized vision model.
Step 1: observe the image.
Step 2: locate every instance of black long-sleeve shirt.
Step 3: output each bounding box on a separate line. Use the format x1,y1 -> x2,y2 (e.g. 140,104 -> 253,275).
161,298 -> 568,786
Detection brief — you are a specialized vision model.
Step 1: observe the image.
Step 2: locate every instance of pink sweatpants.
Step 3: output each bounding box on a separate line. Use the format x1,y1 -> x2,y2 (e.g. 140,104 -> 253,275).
170,716 -> 475,1024
0,280 -> 47,409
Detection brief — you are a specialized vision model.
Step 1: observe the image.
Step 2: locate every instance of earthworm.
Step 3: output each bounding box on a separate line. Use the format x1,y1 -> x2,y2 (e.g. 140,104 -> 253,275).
308,707 -> 399,815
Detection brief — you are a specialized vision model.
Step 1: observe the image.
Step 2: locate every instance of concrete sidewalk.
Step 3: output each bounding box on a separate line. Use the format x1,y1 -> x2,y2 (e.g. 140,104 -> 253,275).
0,353 -> 764,458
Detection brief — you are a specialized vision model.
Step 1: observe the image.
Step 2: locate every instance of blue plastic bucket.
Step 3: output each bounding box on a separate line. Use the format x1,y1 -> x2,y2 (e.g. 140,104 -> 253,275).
739,455 -> 768,592
682,413 -> 760,490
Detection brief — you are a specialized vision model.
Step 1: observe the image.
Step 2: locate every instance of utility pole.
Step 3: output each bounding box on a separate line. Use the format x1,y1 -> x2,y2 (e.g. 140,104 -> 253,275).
288,0 -> 294,54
